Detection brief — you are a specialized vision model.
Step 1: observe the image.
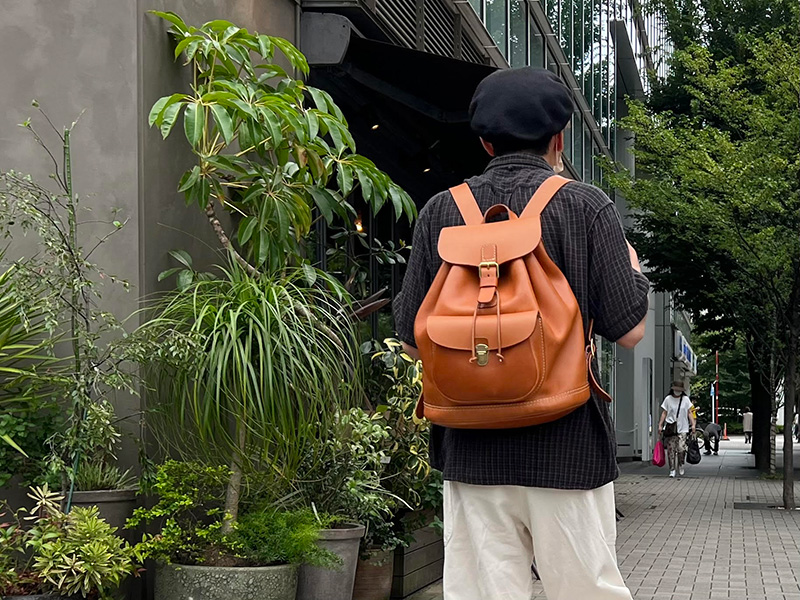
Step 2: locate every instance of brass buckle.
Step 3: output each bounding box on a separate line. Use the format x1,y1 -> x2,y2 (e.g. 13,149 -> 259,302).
478,261 -> 499,277
475,343 -> 490,367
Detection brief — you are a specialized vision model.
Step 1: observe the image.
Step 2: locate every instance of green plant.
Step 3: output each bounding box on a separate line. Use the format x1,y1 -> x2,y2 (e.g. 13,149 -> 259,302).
0,107 -> 137,497
147,11 -> 415,279
0,263 -> 60,487
289,407 -> 405,553
158,249 -> 217,291
127,461 -> 230,565
360,339 -> 439,548
228,509 -> 340,568
128,264 -> 360,531
1,486 -> 139,599
129,461 -> 338,569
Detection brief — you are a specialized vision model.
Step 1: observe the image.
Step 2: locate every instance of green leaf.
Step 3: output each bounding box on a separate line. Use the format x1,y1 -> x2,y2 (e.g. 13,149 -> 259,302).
176,270 -> 194,291
209,104 -> 234,145
169,249 -> 193,269
149,96 -> 169,126
337,164 -> 354,196
355,167 -> 374,202
174,35 -> 201,59
160,102 -> 184,139
307,111 -> 320,140
308,88 -> 328,113
149,11 -> 188,34
309,187 -> 335,224
178,166 -> 201,192
389,186 -> 404,220
1,434 -> 28,457
183,102 -> 204,147
302,263 -> 317,286
257,35 -> 274,59
272,37 -> 309,74
237,216 -> 258,245
158,268 -> 181,282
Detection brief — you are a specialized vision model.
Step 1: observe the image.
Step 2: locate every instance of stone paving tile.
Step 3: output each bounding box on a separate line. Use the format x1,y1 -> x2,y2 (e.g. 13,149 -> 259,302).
408,437 -> 800,599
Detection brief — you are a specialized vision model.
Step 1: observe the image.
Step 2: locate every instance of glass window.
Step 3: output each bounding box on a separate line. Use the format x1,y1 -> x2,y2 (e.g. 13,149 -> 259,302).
584,124 -> 593,183
486,0 -> 508,58
571,113 -> 583,178
546,48 -> 559,75
529,19 -> 545,67
593,141 -> 602,185
510,0 -> 528,67
469,0 -> 482,18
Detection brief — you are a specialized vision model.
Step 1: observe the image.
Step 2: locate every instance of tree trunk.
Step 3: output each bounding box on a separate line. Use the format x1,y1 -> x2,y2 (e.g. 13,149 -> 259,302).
784,343 -> 796,509
222,425 -> 247,534
748,343 -> 773,471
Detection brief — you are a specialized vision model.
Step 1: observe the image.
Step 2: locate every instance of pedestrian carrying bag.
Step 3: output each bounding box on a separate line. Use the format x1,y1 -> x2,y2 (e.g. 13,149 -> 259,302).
414,176 -> 611,429
652,439 -> 666,467
687,434 -> 702,465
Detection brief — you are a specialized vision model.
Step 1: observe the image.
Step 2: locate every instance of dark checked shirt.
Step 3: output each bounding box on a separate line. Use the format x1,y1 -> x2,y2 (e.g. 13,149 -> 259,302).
393,153 -> 650,490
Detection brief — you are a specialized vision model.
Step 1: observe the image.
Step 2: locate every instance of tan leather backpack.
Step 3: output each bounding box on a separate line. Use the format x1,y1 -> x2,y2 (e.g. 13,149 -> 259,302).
413,175 -> 611,429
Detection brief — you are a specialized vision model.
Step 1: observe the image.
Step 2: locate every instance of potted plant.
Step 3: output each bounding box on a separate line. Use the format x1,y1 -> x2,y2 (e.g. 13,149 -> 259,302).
128,461 -> 338,600
0,486 -> 139,599
289,407 -> 397,600
353,339 -> 442,600
0,109 -> 139,526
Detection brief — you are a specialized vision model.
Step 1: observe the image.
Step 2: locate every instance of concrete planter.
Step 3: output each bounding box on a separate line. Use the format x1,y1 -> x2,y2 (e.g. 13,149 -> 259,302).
65,489 -> 138,533
154,563 -> 298,600
297,523 -> 365,600
352,549 -> 394,600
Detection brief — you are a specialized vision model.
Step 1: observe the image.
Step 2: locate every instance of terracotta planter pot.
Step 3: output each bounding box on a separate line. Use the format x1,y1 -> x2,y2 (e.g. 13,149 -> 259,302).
154,563 -> 298,600
352,549 -> 394,600
297,523 -> 365,600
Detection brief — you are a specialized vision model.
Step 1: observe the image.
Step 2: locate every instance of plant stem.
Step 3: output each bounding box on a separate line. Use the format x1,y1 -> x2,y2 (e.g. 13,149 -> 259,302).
204,200 -> 260,277
222,424 -> 246,534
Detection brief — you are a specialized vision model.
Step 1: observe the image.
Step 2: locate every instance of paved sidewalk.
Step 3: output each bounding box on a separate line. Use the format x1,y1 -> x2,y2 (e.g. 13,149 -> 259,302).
410,435 -> 800,600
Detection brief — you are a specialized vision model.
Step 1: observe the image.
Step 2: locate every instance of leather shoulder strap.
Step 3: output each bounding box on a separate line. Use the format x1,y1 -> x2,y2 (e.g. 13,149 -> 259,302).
449,183 -> 483,226
521,175 -> 571,219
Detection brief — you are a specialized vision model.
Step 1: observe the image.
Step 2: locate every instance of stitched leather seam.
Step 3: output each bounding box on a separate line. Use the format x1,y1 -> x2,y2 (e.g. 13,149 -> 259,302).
423,385 -> 590,411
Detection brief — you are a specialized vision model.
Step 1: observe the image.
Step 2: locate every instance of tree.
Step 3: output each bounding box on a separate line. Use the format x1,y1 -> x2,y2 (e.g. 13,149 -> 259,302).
608,18 -> 799,505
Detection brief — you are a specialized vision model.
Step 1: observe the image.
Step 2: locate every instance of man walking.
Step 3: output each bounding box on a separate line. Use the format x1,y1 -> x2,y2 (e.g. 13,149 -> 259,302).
703,422 -> 721,455
743,406 -> 753,444
394,68 -> 649,600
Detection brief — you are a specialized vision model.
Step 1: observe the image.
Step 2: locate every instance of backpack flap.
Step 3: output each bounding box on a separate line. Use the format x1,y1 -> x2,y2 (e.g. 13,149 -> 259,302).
437,217 -> 542,267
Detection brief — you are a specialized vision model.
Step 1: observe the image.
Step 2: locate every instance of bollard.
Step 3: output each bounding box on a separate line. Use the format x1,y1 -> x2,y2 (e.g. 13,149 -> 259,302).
722,423 -> 729,441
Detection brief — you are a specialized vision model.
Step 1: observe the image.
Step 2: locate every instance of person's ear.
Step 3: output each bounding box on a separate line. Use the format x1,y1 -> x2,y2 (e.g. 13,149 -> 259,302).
480,138 -> 496,157
553,131 -> 565,154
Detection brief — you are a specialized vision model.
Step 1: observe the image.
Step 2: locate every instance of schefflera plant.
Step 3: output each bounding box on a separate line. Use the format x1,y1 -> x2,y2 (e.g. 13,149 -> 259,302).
148,11 -> 416,276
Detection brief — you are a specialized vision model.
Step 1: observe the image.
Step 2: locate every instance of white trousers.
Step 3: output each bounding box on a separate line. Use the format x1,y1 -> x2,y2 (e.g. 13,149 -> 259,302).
443,481 -> 632,600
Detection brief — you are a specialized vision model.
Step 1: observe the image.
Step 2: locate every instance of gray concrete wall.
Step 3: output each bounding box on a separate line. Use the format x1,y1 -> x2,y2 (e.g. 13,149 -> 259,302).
0,0 -> 142,472
138,0 -> 298,299
0,0 -> 298,483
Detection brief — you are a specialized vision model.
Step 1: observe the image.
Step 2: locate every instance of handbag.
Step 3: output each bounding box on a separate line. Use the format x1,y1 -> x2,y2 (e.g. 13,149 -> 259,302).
687,434 -> 702,465
652,439 -> 666,467
663,396 -> 683,437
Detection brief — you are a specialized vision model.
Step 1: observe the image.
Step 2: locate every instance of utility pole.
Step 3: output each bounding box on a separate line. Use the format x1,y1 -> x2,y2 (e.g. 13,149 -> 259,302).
715,350 -> 720,424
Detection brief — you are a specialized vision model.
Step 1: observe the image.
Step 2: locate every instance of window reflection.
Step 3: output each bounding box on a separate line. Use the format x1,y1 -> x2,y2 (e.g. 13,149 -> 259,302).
486,0 -> 508,58
510,0 -> 528,67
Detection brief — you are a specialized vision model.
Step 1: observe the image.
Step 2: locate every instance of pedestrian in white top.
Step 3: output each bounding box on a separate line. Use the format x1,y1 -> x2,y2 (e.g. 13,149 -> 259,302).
742,407 -> 753,444
657,381 -> 696,478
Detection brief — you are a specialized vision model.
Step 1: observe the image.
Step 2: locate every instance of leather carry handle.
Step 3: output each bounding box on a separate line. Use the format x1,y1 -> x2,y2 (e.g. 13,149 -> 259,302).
482,204 -> 518,223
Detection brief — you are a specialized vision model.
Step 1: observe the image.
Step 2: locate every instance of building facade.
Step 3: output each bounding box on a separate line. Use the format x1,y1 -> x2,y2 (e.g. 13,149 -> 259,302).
0,0 -> 681,505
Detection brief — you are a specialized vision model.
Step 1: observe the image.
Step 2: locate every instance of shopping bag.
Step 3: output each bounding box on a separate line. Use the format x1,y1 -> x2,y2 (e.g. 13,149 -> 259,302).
687,434 -> 702,465
652,439 -> 666,467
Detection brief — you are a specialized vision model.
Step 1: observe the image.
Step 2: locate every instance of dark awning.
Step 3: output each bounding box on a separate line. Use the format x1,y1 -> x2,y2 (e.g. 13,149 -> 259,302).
302,13 -> 497,206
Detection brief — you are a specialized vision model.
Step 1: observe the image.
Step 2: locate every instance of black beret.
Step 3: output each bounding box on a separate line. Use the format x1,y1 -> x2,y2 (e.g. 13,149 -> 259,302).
469,67 -> 575,146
